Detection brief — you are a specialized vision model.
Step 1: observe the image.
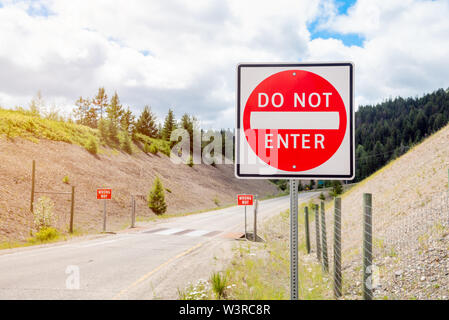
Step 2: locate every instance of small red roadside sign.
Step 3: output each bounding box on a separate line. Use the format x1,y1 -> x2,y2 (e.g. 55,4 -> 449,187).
237,194 -> 254,206
97,188 -> 112,200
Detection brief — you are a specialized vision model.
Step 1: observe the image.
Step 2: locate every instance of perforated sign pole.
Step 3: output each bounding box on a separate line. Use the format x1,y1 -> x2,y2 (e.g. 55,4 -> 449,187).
290,179 -> 299,300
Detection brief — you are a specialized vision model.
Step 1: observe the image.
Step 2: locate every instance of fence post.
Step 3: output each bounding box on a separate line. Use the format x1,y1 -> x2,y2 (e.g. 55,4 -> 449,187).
30,160 -> 35,213
315,204 -> 321,261
131,195 -> 136,228
69,186 -> 75,233
363,193 -> 373,300
320,201 -> 328,272
333,197 -> 342,298
304,206 -> 310,254
253,195 -> 258,241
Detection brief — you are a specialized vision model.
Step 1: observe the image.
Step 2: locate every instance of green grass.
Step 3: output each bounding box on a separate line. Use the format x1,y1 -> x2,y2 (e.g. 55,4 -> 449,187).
0,228 -> 86,251
210,272 -> 228,299
28,227 -> 60,244
0,107 -> 171,156
0,108 -> 97,146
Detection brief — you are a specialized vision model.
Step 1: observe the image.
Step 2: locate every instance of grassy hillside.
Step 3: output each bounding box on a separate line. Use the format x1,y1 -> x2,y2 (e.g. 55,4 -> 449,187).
0,108 -> 97,145
0,107 -> 171,155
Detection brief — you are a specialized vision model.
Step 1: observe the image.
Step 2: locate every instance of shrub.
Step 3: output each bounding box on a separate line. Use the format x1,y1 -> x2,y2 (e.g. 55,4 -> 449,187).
85,136 -> 98,154
319,192 -> 325,201
62,175 -> 70,184
148,176 -> 167,215
120,131 -> 133,154
143,141 -> 150,153
187,155 -> 194,167
34,227 -> 59,242
149,143 -> 158,155
210,272 -> 228,299
213,196 -> 220,207
33,196 -> 55,230
330,180 -> 343,197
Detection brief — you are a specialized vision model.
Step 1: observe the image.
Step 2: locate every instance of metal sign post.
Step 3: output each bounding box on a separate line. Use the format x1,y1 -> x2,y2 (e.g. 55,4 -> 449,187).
237,194 -> 254,240
97,188 -> 112,233
290,179 -> 298,300
103,200 -> 107,232
244,205 -> 247,239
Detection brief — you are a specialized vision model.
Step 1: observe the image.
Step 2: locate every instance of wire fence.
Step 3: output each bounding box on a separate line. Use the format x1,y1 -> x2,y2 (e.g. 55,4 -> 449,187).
305,189 -> 449,300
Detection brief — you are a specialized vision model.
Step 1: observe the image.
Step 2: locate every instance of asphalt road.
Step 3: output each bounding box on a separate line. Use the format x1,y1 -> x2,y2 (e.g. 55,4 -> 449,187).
0,192 -> 317,299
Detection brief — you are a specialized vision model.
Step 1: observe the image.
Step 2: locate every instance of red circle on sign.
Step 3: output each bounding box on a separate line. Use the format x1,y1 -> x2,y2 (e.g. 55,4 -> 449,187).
243,70 -> 346,172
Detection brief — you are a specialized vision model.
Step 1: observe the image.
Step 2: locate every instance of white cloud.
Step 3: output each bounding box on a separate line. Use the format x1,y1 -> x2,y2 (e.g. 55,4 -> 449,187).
0,0 -> 448,128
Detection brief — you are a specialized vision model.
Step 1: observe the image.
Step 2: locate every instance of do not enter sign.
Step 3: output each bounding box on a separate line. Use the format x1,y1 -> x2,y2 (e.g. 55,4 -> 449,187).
236,63 -> 354,179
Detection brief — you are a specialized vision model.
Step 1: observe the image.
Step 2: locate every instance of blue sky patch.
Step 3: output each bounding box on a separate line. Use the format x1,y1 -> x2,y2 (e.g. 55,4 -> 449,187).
26,3 -> 53,17
308,0 -> 363,47
140,50 -> 153,57
310,27 -> 364,47
336,0 -> 357,15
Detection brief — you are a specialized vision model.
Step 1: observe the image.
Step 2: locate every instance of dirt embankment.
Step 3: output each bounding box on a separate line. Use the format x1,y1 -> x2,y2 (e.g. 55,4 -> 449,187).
320,123 -> 449,299
0,138 -> 279,241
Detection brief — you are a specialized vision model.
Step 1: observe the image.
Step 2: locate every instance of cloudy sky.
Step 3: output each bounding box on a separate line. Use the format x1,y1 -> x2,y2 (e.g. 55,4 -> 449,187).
0,0 -> 448,128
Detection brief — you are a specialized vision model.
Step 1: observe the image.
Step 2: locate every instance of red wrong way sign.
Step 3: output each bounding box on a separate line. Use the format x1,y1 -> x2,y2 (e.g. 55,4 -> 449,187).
97,188 -> 112,200
236,63 -> 354,179
237,194 -> 254,206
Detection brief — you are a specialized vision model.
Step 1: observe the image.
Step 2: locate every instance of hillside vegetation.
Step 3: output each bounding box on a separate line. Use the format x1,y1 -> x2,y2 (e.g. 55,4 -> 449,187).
355,88 -> 449,181
0,107 -> 171,156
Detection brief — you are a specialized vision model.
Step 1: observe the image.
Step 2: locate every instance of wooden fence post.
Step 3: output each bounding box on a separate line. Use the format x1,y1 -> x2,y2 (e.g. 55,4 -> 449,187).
30,160 -> 35,213
69,186 -> 75,233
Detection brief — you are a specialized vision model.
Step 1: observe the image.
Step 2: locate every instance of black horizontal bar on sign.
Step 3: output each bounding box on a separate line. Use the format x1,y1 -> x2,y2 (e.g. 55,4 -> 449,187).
34,191 -> 71,195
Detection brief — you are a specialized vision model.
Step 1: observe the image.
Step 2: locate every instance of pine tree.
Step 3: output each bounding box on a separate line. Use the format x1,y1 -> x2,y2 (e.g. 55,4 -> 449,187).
147,176 -> 167,215
135,106 -> 158,137
92,87 -> 108,120
106,92 -> 124,142
106,91 -> 124,124
120,107 -> 135,134
98,118 -> 108,142
120,131 -> 133,154
161,108 -> 177,140
73,96 -> 97,128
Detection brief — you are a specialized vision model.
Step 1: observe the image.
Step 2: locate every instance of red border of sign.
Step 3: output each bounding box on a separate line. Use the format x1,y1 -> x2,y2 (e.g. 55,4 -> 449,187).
235,62 -> 354,179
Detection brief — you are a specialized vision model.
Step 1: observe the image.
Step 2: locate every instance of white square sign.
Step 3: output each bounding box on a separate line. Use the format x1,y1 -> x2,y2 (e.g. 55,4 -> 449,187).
235,62 -> 354,179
